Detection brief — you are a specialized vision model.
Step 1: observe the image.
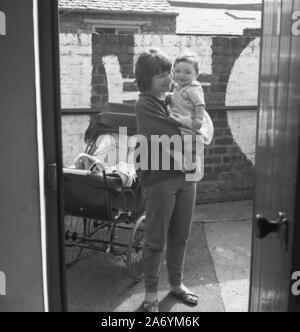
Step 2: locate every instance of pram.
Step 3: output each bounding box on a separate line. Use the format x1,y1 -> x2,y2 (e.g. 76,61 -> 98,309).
63,106 -> 145,282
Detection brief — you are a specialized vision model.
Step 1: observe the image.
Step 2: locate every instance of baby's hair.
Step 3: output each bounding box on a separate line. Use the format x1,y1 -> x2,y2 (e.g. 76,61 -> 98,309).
174,53 -> 200,75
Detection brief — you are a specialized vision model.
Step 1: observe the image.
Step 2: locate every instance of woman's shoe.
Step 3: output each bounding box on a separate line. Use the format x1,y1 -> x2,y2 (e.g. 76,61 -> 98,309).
143,299 -> 159,312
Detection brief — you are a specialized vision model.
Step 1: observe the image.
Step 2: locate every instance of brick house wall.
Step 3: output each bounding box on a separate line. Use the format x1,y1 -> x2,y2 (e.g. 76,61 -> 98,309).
199,109 -> 255,202
59,12 -> 177,34
60,32 -> 259,203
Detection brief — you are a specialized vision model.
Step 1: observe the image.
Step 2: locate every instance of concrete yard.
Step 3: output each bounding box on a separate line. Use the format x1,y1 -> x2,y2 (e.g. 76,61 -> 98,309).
67,200 -> 253,312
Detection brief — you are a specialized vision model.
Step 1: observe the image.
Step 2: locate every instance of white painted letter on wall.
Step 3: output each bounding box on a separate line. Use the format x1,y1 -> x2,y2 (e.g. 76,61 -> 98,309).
0,271 -> 6,296
292,11 -> 300,36
59,33 -> 92,109
102,55 -> 124,104
102,55 -> 139,103
0,11 -> 6,36
225,38 -> 260,165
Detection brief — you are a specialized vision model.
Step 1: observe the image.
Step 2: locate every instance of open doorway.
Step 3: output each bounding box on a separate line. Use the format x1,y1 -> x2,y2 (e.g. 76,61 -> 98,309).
1,0 -> 299,313
56,0 -> 300,313
58,0 -> 260,312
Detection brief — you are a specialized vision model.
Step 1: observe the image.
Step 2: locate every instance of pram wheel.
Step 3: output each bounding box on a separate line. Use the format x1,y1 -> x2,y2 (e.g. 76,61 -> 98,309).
127,214 -> 146,282
65,216 -> 94,268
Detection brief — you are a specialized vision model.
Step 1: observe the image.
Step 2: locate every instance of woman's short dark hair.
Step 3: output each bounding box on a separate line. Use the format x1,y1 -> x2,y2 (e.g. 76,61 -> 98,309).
135,49 -> 172,92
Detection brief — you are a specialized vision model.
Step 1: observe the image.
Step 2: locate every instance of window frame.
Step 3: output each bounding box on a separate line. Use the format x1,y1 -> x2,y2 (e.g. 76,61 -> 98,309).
84,19 -> 149,35
93,25 -> 141,35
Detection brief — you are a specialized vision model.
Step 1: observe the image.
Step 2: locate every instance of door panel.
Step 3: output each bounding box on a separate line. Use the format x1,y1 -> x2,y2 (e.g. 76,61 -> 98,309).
0,0 -> 66,312
250,0 -> 300,312
260,0 -> 281,312
0,0 -> 45,312
288,0 -> 300,311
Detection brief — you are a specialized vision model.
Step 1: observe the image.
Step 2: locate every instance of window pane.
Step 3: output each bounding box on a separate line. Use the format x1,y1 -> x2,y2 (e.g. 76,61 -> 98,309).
117,29 -> 137,35
95,28 -> 116,34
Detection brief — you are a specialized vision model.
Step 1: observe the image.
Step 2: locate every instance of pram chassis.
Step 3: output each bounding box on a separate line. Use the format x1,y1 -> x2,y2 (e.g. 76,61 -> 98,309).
63,111 -> 145,282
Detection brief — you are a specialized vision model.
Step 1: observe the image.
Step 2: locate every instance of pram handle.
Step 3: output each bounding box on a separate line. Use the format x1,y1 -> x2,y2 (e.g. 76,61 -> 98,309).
89,160 -> 106,172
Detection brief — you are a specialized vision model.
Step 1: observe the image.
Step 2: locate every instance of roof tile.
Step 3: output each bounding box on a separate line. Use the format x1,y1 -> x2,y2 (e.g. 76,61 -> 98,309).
59,0 -> 178,15
175,7 -> 261,35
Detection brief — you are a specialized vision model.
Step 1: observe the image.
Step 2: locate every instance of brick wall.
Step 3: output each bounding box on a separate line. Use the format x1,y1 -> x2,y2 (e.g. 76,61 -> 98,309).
92,33 -> 136,107
196,37 -> 257,203
199,110 -> 255,203
60,32 -> 259,203
60,33 -> 92,109
92,34 -> 213,107
91,34 -> 258,107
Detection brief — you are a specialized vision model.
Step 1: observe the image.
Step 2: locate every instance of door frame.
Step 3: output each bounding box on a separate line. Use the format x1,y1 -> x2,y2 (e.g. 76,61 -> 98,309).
249,0 -> 300,312
38,0 -> 67,312
248,0 -> 265,312
290,142 -> 300,312
39,0 -> 300,313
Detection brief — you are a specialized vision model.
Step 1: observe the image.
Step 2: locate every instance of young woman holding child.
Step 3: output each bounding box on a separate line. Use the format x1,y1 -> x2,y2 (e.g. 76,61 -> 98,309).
134,49 -> 213,312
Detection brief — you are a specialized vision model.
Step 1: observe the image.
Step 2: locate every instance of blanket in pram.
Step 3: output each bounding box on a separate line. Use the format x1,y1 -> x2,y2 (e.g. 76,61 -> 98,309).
72,111 -> 138,188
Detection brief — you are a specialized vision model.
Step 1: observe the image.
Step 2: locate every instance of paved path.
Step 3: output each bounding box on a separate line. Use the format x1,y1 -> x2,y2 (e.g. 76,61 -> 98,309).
67,200 -> 253,312
194,200 -> 253,312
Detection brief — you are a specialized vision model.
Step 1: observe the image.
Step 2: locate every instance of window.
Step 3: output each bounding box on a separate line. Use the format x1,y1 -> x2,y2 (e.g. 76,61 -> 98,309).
95,28 -> 116,35
84,19 -> 148,35
0,11 -> 6,36
94,27 -> 139,35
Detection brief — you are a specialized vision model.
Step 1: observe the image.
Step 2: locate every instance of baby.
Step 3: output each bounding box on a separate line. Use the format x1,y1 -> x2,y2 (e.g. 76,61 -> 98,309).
167,53 -> 206,175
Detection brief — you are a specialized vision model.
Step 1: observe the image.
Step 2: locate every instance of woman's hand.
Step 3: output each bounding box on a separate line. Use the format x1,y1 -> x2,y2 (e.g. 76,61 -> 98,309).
179,126 -> 199,136
169,114 -> 195,130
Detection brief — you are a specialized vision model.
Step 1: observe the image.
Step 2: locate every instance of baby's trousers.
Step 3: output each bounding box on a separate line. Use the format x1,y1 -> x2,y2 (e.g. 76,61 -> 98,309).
142,174 -> 196,293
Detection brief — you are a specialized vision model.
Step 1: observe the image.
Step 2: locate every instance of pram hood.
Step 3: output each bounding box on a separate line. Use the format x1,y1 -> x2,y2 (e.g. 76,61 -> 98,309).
84,104 -> 137,146
80,104 -> 138,188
